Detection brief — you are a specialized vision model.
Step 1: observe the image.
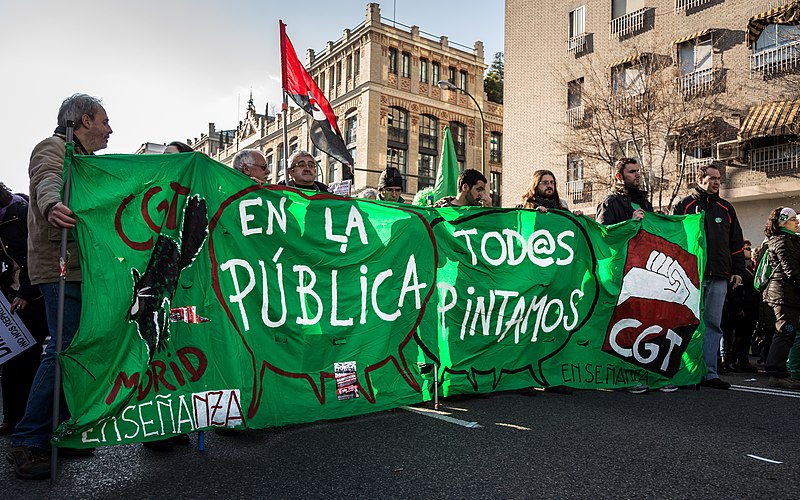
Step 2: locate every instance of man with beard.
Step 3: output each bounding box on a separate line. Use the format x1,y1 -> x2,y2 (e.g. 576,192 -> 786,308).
596,158 -> 652,224
519,169 -> 582,215
433,169 -> 490,207
674,163 -> 744,390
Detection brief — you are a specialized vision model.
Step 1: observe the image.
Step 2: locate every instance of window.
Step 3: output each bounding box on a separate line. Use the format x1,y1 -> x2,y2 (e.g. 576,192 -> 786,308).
289,138 -> 298,154
336,61 -> 342,86
401,52 -> 411,78
611,60 -> 646,96
277,144 -> 285,183
420,58 -> 429,83
265,150 -> 274,174
354,49 -> 361,76
347,55 -> 353,80
678,35 -> 714,93
566,78 -> 584,125
566,154 -> 592,204
611,0 -> 646,37
449,121 -> 466,162
387,148 -> 407,175
459,70 -> 468,91
389,47 -> 398,74
345,115 -> 357,145
751,23 -> 800,75
490,132 -> 502,163
418,154 -> 437,189
448,66 -> 457,85
329,162 -> 341,184
490,171 -> 502,207
328,68 -> 335,95
568,6 -> 587,53
432,62 -> 440,83
387,107 -> 408,146
419,115 -> 438,152
320,73 -> 327,97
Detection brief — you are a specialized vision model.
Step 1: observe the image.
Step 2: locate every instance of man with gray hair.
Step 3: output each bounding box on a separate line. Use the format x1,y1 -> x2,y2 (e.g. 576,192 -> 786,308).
279,150 -> 329,192
8,93 -> 112,480
232,149 -> 270,184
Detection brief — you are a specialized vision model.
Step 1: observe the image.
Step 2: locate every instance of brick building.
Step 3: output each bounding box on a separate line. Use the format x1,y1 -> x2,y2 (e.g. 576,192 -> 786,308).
504,0 -> 800,241
188,3 -> 503,202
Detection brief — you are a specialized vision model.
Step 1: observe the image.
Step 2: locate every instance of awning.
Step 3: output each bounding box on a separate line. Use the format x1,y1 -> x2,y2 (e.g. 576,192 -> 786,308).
606,53 -> 645,69
738,99 -> 800,141
746,1 -> 800,48
671,28 -> 711,45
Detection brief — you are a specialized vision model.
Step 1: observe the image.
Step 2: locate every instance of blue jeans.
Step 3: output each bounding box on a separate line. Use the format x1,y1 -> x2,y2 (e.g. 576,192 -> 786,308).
11,282 -> 81,449
701,278 -> 728,381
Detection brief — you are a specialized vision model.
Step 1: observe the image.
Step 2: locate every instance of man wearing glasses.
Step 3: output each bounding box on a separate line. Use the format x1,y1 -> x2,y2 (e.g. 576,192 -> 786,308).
377,167 -> 405,203
281,150 -> 329,192
232,149 -> 270,184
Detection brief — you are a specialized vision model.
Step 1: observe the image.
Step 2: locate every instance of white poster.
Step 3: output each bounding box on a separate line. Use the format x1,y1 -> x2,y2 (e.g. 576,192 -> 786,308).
0,293 -> 36,365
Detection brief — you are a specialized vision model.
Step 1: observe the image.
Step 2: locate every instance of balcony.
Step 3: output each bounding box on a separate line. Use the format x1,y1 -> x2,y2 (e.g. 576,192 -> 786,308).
678,67 -> 719,96
681,157 -> 714,185
751,142 -> 800,175
565,179 -> 593,205
567,34 -> 587,54
610,8 -> 647,38
751,40 -> 800,77
674,0 -> 712,13
611,91 -> 649,115
565,106 -> 585,127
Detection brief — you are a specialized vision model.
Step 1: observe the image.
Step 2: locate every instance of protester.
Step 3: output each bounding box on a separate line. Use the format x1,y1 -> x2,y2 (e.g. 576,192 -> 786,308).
721,240 -> 759,373
519,169 -> 582,216
433,169 -> 490,207
279,151 -> 329,192
674,163 -> 745,390
377,167 -> 405,203
761,207 -> 800,389
596,158 -> 652,225
0,183 -> 48,437
358,187 -> 379,200
163,141 -> 193,154
232,149 -> 270,184
7,94 -> 112,479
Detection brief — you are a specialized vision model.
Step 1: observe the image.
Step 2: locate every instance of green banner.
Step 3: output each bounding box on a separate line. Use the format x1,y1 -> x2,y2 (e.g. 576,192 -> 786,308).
55,153 -> 705,447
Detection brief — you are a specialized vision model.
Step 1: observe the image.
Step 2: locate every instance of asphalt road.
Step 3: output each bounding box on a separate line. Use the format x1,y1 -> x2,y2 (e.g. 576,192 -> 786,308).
1,369 -> 798,499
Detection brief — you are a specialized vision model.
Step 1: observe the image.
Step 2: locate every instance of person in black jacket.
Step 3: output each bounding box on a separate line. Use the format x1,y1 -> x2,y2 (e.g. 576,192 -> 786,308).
673,163 -> 745,389
0,182 -> 48,435
596,158 -> 653,225
762,207 -> 800,390
721,241 -> 759,373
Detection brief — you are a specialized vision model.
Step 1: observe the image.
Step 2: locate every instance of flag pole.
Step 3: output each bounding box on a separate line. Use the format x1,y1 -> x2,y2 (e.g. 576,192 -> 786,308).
50,119 -> 74,484
279,21 -> 291,185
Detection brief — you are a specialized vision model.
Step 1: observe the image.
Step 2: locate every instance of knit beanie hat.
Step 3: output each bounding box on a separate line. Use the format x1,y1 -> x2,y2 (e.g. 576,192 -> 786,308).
378,167 -> 404,189
779,207 -> 797,225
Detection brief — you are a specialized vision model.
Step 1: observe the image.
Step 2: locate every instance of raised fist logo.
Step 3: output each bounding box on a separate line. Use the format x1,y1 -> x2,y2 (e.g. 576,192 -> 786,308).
603,232 -> 701,377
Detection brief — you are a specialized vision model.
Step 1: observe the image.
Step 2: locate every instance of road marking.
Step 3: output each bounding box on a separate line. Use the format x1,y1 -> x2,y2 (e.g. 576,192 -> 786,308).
731,385 -> 800,399
496,422 -> 531,431
747,454 -> 783,464
401,406 -> 482,428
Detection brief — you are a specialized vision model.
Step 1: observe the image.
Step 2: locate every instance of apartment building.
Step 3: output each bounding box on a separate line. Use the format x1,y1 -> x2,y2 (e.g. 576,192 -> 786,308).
505,0 -> 800,241
187,3 -> 503,202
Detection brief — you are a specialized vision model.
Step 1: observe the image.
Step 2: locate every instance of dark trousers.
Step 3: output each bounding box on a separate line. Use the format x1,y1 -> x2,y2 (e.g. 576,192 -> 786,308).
766,304 -> 800,378
1,296 -> 48,426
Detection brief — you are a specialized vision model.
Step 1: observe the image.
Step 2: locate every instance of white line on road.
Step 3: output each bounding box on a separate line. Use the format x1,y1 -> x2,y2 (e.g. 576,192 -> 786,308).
400,406 -> 482,428
730,385 -> 800,399
747,454 -> 783,464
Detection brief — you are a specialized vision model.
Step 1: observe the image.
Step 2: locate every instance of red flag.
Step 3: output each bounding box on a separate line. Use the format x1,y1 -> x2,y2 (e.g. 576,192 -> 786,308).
280,21 -> 354,173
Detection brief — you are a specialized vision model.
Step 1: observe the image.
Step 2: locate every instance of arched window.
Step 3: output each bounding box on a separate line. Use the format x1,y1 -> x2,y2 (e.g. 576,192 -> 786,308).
387,107 -> 409,175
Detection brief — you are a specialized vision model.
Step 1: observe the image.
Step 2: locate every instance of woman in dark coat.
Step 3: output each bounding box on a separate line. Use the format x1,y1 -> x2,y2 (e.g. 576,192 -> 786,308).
762,207 -> 800,390
0,182 -> 48,434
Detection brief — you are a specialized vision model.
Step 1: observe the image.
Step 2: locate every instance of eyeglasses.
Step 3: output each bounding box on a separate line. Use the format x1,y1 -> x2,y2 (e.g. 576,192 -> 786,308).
382,187 -> 402,193
292,160 -> 317,170
245,163 -> 269,172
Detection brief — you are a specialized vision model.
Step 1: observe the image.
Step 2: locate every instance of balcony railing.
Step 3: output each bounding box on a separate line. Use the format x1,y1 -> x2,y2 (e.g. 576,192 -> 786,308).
751,142 -> 800,174
681,157 -> 714,185
567,34 -> 587,54
610,8 -> 647,38
566,105 -> 585,127
565,179 -> 593,205
611,91 -> 648,115
751,40 -> 800,77
678,67 -> 718,96
674,0 -> 711,13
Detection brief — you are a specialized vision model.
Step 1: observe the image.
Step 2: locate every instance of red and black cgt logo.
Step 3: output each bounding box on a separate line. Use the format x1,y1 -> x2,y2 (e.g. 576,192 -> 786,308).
602,231 -> 700,378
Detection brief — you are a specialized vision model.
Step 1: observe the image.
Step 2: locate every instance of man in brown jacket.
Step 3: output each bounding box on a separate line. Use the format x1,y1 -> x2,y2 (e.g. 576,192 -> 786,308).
8,93 -> 112,480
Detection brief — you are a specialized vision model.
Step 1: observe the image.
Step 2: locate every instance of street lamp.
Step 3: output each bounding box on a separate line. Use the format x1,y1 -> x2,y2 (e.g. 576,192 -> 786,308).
437,79 -> 486,178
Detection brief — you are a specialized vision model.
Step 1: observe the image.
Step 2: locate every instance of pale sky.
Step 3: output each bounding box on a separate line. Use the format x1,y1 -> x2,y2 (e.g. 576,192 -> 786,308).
0,0 -> 504,193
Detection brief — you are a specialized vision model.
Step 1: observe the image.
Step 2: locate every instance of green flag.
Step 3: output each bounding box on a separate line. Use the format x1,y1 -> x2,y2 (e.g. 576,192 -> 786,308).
431,126 -> 459,203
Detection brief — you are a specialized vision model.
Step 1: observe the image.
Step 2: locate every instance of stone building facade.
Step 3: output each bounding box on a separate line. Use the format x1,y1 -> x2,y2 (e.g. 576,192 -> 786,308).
504,0 -> 800,241
188,3 -> 503,202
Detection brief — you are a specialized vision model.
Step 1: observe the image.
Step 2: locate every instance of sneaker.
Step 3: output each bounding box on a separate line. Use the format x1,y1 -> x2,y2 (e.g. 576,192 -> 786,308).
627,385 -> 648,394
658,384 -> 678,393
700,377 -> 731,389
768,376 -> 800,390
7,446 -> 50,480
